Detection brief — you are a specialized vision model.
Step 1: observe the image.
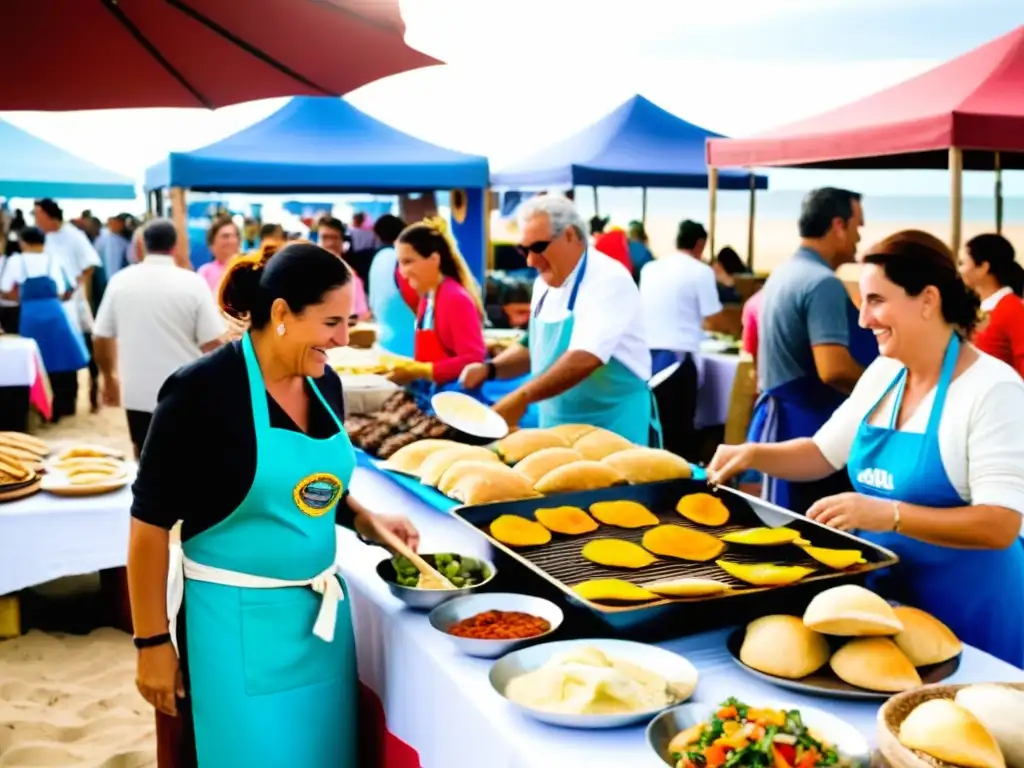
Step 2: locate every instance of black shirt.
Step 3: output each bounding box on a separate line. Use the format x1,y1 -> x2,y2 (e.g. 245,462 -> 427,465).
130,341 -> 355,541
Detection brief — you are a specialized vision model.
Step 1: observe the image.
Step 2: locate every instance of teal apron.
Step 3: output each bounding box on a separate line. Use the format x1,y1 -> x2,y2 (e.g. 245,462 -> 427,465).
848,333 -> 1024,667
175,333 -> 358,767
529,252 -> 662,446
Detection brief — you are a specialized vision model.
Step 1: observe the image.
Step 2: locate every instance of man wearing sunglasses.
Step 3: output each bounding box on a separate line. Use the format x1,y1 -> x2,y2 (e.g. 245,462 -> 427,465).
461,195 -> 658,445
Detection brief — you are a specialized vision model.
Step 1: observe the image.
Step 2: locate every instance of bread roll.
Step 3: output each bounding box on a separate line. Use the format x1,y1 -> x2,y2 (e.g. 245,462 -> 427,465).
383,439 -> 460,475
601,448 -> 692,484
955,684 -> 1024,768
419,446 -> 500,487
892,606 -> 962,666
492,429 -> 569,464
547,423 -> 596,444
571,429 -> 633,461
534,461 -> 626,494
448,464 -> 541,505
802,584 -> 903,636
513,447 -> 584,486
437,460 -> 504,495
899,698 -> 1005,768
829,637 -> 921,692
739,615 -> 830,679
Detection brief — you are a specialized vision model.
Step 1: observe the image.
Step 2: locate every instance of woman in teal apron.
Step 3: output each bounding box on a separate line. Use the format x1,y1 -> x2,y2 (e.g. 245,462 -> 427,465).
126,242 -> 419,768
11,228 -> 89,381
529,251 -> 661,447
844,332 -> 1024,666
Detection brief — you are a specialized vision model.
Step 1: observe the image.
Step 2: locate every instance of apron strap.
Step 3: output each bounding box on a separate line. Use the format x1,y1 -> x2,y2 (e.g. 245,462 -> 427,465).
925,333 -> 960,437
648,389 -> 664,449
307,377 -> 344,431
241,332 -> 273,432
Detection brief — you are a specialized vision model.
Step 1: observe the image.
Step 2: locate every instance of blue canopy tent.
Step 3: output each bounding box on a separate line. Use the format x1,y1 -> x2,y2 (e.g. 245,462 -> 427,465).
490,95 -> 767,192
0,119 -> 135,199
144,97 -> 490,280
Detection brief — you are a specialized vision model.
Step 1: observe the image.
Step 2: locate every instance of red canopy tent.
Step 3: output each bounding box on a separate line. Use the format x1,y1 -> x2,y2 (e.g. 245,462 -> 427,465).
4,0 -> 439,111
705,25 -> 1024,254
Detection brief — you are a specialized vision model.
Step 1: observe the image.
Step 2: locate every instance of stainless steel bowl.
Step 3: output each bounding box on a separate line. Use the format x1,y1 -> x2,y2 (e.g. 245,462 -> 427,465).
646,701 -> 871,767
489,638 -> 699,729
428,592 -> 563,658
375,554 -> 497,611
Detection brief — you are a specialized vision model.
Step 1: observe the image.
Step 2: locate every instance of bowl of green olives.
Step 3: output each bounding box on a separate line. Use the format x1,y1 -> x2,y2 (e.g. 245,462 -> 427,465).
376,552 -> 498,610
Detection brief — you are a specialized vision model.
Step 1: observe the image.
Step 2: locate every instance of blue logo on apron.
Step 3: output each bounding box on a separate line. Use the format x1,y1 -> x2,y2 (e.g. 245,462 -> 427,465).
293,473 -> 342,517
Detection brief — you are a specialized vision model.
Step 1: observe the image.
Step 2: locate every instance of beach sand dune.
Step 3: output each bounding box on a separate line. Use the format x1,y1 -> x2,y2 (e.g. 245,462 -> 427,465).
0,629 -> 155,768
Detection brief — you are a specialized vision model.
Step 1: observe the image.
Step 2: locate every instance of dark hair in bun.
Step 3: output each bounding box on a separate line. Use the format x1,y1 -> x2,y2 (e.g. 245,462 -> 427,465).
219,240 -> 352,329
966,233 -> 1023,297
863,229 -> 980,335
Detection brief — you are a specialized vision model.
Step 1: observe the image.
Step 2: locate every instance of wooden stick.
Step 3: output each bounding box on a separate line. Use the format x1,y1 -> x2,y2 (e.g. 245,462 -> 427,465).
368,519 -> 456,589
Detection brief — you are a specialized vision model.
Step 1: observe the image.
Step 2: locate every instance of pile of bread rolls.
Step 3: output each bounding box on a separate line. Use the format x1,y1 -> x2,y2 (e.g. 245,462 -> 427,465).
383,424 -> 694,505
739,584 -> 962,693
896,685 -> 1024,768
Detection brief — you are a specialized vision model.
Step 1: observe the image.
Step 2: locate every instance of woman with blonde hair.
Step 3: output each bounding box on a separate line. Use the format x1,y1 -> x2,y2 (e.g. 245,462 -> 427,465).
388,216 -> 486,388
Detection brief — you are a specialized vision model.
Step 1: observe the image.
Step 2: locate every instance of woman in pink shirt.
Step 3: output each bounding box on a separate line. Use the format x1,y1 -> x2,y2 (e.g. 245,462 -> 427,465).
389,217 -> 486,388
198,218 -> 241,294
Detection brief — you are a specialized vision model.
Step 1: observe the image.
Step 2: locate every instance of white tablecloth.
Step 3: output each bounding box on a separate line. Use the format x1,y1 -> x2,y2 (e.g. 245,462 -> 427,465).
341,467 -> 1024,768
0,336 -> 39,388
695,352 -> 742,429
0,483 -> 133,595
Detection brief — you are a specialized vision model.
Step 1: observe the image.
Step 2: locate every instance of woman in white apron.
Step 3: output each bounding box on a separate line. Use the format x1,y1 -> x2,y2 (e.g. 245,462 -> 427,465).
126,241 -> 419,767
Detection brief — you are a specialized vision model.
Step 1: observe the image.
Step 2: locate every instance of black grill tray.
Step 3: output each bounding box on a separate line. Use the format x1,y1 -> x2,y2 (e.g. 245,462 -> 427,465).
452,479 -> 898,637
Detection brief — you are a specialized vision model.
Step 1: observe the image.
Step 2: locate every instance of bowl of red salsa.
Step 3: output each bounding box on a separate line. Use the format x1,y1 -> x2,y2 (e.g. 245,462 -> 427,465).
428,592 -> 564,658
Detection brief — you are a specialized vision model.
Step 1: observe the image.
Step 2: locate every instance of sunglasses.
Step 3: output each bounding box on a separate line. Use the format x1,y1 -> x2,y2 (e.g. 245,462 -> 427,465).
516,240 -> 552,258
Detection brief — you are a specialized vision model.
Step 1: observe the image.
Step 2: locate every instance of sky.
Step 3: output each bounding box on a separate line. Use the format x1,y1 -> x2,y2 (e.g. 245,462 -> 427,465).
2,0 -> 1021,214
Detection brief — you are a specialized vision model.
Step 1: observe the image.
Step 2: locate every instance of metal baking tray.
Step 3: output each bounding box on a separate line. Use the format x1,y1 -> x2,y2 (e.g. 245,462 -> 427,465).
452,479 -> 898,637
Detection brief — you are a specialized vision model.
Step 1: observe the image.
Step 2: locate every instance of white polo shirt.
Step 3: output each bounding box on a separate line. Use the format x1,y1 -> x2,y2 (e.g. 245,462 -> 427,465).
639,251 -> 722,354
530,250 -> 651,381
93,255 -> 226,413
814,351 -> 1024,517
44,223 -> 101,333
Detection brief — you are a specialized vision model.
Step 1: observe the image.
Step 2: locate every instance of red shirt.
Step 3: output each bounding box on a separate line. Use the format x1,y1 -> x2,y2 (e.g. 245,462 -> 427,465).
415,277 -> 486,385
593,231 -> 633,274
973,288 -> 1024,379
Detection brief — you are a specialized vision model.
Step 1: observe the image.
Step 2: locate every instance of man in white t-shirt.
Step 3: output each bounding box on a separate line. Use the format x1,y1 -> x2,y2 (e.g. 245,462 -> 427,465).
639,219 -> 723,458
461,195 -> 655,445
93,219 -> 226,457
34,198 -> 102,413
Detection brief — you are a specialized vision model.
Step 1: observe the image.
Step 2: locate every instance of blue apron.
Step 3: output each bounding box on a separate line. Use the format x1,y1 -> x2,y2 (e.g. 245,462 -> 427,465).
182,333 -> 358,767
375,264 -> 416,358
529,252 -> 662,447
18,254 -> 88,373
750,297 -> 875,511
850,333 -> 1024,668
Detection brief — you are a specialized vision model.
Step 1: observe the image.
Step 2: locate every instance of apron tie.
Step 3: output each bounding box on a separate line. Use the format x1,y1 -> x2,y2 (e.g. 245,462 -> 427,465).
167,539 -> 344,655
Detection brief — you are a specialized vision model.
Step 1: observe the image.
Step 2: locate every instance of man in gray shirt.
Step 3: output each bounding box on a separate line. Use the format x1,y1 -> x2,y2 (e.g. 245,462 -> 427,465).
751,188 -> 874,513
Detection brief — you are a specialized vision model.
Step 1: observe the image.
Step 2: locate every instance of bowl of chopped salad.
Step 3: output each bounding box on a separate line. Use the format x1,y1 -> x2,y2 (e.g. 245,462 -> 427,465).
646,697 -> 870,767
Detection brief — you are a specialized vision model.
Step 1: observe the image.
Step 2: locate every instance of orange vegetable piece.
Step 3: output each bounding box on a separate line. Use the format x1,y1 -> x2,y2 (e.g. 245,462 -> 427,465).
589,500 -> 659,528
642,525 -> 725,562
676,492 -> 731,526
534,506 -> 599,535
489,514 -> 552,547
703,744 -> 730,768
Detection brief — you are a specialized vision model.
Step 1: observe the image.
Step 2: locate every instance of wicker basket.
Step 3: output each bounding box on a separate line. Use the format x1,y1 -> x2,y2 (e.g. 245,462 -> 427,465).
876,681 -> 1024,768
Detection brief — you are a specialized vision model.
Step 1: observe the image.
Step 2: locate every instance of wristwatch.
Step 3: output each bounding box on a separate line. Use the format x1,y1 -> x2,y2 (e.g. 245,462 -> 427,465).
133,633 -> 172,649
485,361 -> 497,381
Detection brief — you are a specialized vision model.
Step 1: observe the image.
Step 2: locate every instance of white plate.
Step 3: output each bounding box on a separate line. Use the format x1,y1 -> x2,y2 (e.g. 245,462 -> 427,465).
430,391 -> 509,441
489,638 -> 698,729
647,700 -> 871,766
41,475 -> 129,496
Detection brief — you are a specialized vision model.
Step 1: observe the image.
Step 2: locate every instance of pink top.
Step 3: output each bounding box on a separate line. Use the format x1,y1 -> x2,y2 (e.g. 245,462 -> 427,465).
350,271 -> 369,319
420,277 -> 486,385
741,288 -> 764,359
198,259 -> 228,294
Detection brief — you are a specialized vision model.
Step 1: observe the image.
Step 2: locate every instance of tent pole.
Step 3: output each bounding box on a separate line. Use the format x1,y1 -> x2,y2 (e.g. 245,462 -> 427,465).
641,187 -> 648,224
593,186 -> 599,217
995,151 -> 1004,234
708,167 -> 719,258
746,171 -> 757,272
169,187 -> 191,270
949,148 -> 963,257
484,187 -> 494,273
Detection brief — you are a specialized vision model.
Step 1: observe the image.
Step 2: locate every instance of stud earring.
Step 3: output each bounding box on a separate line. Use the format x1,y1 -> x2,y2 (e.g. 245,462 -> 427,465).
277,323 -> 286,336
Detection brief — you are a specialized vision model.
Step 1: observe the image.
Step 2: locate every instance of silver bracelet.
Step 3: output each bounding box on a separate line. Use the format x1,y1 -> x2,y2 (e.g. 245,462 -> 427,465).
892,501 -> 902,532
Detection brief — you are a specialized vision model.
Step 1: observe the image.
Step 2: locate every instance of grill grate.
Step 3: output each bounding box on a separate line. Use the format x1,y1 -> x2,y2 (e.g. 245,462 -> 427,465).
452,479 -> 897,612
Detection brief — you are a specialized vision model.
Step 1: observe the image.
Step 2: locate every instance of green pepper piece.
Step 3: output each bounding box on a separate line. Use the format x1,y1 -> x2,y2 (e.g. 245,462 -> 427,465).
444,562 -> 461,579
460,557 -> 480,572
450,576 -> 465,587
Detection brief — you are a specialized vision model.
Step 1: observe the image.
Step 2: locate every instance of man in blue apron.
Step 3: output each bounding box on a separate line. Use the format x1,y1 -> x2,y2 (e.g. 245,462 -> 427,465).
752,188 -> 871,513
367,214 -> 415,357
469,195 -> 660,446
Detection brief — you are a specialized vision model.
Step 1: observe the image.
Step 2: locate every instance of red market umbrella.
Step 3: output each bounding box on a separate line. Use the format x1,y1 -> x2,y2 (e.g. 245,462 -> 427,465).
5,0 -> 439,111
